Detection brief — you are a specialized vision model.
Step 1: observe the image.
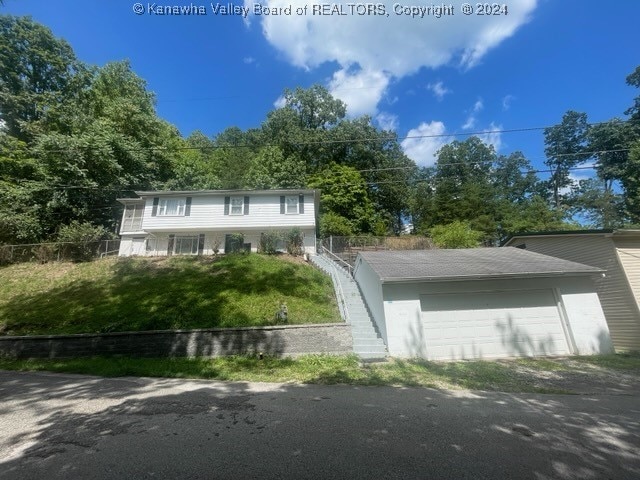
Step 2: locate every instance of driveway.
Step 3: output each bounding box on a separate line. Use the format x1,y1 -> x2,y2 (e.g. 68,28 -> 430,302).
1,370 -> 639,479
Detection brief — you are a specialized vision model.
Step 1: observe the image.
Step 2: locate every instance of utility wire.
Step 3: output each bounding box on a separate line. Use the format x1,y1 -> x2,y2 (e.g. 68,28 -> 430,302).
23,120 -> 636,154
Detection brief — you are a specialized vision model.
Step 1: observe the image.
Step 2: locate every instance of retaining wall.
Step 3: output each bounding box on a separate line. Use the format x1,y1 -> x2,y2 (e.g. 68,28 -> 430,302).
0,323 -> 353,359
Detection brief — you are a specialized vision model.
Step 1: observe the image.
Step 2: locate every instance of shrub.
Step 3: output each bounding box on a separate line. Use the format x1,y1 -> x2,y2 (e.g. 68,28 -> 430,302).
259,231 -> 281,255
285,228 -> 304,256
56,221 -> 112,262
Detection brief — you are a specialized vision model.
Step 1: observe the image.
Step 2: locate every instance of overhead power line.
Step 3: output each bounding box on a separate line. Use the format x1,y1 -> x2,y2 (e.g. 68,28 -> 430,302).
24,119 -> 636,155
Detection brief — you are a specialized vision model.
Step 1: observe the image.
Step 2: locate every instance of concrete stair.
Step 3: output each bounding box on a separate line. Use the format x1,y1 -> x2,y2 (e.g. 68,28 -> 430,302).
310,254 -> 387,360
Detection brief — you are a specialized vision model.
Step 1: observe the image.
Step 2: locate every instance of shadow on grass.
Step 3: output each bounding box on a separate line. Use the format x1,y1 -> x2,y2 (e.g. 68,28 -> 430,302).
0,255 -> 339,336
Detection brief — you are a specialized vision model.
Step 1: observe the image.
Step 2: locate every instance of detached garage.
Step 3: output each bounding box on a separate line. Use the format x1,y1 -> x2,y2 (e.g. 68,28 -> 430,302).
353,248 -> 614,360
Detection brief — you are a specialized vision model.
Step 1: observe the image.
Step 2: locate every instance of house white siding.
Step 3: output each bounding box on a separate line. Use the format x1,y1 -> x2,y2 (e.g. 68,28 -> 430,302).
506,234 -> 640,351
141,194 -> 315,231
117,190 -> 318,257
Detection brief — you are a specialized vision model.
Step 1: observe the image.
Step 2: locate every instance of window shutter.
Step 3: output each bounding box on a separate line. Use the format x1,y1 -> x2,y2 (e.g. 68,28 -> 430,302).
151,197 -> 159,216
244,196 -> 250,215
280,196 -> 285,214
167,234 -> 175,255
185,197 -> 192,216
298,194 -> 304,214
224,196 -> 230,215
198,234 -> 205,255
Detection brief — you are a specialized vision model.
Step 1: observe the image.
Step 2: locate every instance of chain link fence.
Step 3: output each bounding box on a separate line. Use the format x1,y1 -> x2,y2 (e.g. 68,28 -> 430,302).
0,239 -> 121,265
321,235 -> 435,266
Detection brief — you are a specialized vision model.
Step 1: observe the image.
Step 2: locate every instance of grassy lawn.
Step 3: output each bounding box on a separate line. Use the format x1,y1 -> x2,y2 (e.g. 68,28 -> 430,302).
0,254 -> 340,335
3,353 -> 638,393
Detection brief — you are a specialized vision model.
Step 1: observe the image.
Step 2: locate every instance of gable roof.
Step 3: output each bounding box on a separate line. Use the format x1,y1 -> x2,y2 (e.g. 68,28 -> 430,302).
356,247 -> 603,283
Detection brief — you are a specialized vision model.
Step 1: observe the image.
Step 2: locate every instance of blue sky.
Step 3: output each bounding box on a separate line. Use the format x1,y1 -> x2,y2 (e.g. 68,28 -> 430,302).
3,0 -> 639,181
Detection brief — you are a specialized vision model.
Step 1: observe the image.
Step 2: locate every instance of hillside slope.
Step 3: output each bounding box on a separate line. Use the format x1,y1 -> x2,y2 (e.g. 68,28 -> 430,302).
0,255 -> 341,336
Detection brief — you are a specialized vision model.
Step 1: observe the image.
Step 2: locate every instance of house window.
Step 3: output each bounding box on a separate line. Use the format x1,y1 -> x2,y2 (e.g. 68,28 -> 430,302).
174,235 -> 199,255
230,196 -> 244,215
121,203 -> 144,232
158,198 -> 186,216
285,196 -> 299,214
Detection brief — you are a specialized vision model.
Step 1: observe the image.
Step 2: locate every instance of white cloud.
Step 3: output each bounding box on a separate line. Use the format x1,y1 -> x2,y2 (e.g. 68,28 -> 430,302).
243,57 -> 256,64
477,122 -> 503,152
427,81 -> 451,101
247,0 -> 538,112
376,112 -> 398,131
328,67 -> 391,117
273,95 -> 286,109
462,98 -> 484,129
401,121 -> 449,167
502,94 -> 515,111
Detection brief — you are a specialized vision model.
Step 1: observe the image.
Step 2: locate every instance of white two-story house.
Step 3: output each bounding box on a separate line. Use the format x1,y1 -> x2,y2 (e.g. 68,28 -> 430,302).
117,189 -> 319,257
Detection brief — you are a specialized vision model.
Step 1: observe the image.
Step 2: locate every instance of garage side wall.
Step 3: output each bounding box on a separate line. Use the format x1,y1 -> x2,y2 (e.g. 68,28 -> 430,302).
353,258 -> 387,344
557,277 -> 614,355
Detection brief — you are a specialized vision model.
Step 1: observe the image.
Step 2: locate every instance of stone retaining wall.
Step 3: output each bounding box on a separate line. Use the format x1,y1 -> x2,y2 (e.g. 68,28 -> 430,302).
0,324 -> 353,359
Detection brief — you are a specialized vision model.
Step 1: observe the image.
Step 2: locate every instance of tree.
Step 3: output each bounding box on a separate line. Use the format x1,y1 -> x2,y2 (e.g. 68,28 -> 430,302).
245,146 -> 306,189
431,137 -> 497,239
430,221 -> 483,249
625,66 -> 640,128
543,110 -> 591,209
165,131 -> 221,190
308,163 -> 376,236
567,178 -> 625,228
0,16 -> 82,140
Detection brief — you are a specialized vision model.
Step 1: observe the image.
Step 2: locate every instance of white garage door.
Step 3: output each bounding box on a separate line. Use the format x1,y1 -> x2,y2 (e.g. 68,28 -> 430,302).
419,289 -> 570,360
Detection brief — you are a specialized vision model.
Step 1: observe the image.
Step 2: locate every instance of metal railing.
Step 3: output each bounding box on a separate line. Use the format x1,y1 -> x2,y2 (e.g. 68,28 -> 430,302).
320,245 -> 354,276
316,250 -> 351,324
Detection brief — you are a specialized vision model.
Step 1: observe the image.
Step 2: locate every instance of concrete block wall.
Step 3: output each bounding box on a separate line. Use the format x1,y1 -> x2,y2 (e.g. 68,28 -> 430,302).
0,324 -> 353,359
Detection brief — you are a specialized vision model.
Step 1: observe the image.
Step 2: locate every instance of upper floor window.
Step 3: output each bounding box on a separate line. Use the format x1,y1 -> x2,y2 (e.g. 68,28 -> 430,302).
230,196 -> 244,215
224,196 -> 249,215
121,203 -> 144,232
285,196 -> 299,214
158,198 -> 185,216
151,197 -> 192,217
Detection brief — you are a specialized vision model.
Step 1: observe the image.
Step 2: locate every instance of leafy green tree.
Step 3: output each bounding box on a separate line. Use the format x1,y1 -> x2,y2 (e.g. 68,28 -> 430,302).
308,163 -> 375,235
430,221 -> 483,249
318,211 -> 354,237
431,137 -> 497,238
625,66 -> 640,128
543,110 -> 591,209
0,15 -> 82,140
567,178 -> 625,228
499,196 -> 571,236
245,146 -> 306,189
212,126 -> 257,189
165,132 -> 221,190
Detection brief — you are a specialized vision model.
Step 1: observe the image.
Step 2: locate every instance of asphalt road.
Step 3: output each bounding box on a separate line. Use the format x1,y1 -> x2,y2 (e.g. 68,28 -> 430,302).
1,370 -> 639,479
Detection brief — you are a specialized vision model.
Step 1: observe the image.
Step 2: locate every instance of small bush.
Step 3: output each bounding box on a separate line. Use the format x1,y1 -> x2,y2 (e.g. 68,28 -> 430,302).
259,231 -> 281,255
57,221 -> 112,262
285,228 -> 304,256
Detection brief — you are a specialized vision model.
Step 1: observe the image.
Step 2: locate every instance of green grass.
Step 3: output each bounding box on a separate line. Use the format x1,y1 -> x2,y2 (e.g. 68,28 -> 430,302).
0,254 -> 341,335
7,354 -> 639,394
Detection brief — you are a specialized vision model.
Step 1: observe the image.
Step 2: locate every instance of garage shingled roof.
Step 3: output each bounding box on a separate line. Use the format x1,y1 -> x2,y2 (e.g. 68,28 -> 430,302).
356,247 -> 603,283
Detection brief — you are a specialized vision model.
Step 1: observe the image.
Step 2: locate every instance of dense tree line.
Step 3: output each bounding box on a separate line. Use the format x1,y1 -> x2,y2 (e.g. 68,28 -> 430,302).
1,15 -> 639,248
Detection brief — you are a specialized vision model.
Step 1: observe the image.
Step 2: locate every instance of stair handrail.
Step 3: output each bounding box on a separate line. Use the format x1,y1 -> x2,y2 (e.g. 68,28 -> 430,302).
320,246 -> 354,277
316,251 -> 350,324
